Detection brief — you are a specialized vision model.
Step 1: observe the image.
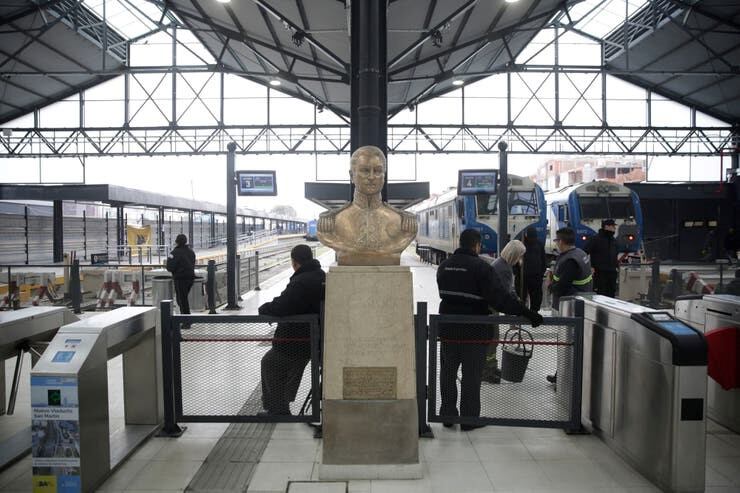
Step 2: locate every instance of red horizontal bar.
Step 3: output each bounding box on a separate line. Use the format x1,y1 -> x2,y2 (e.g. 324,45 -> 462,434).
181,337 -> 311,343
439,338 -> 573,346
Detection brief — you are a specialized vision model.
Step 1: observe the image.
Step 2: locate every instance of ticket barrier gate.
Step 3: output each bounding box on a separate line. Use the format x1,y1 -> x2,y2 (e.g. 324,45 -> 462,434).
560,295 -> 708,493
674,294 -> 740,433
1,307 -> 76,469
31,307 -> 162,492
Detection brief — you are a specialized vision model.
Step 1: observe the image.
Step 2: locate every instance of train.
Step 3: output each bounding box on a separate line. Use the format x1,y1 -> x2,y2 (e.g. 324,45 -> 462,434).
305,219 -> 318,241
413,175 -> 548,263
544,181 -> 643,255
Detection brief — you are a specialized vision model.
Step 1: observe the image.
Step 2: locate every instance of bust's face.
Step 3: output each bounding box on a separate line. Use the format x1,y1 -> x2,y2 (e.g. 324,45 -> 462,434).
350,149 -> 385,195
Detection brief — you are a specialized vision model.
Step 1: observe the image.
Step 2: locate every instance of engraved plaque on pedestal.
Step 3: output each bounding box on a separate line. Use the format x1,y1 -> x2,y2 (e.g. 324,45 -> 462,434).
343,367 -> 397,400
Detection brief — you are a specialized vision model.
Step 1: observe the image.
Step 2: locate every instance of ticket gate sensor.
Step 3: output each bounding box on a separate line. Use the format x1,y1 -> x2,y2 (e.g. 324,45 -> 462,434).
1,307 -> 75,470
560,295 -> 707,493
675,294 -> 740,433
31,307 -> 162,492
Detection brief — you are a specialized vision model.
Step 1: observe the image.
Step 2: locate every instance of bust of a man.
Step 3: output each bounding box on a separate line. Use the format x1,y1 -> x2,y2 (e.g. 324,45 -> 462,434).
317,145 -> 417,265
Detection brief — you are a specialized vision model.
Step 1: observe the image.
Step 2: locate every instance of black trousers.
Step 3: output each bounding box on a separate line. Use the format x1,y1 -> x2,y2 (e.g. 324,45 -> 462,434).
440,342 -> 487,418
593,270 -> 618,298
523,277 -> 544,313
174,278 -> 193,314
261,348 -> 310,415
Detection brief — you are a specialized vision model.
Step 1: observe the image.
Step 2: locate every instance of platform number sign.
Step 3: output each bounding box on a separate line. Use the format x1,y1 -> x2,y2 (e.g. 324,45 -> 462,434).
236,170 -> 277,196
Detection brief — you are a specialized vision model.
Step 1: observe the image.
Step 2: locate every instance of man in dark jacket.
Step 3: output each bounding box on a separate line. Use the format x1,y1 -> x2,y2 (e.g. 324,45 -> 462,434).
259,245 -> 325,415
583,219 -> 618,298
522,227 -> 547,312
166,234 -> 196,314
437,229 -> 543,430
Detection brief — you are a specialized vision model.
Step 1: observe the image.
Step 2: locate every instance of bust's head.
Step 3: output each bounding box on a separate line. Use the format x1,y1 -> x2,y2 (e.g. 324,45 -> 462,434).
350,146 -> 385,196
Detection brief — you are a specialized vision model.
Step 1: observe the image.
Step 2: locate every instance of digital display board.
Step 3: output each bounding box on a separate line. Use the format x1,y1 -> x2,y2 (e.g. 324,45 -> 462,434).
458,169 -> 498,195
236,170 -> 277,196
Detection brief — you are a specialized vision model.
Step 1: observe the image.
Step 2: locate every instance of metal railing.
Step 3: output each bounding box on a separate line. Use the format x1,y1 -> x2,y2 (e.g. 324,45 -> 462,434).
422,306 -> 583,431
158,301 -> 321,434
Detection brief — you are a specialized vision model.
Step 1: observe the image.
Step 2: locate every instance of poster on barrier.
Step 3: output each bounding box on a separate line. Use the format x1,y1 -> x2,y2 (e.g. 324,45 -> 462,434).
31,375 -> 81,493
126,224 -> 152,246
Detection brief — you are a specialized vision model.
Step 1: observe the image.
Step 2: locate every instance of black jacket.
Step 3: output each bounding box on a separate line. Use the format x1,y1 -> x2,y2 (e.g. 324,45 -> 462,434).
258,259 -> 325,358
437,248 -> 530,340
166,245 -> 196,280
522,236 -> 547,281
584,229 -> 618,271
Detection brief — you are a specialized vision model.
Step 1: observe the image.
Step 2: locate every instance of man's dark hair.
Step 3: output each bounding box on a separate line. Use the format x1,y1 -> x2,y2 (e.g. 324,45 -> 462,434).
556,227 -> 575,246
459,228 -> 482,250
291,244 -> 313,265
525,227 -> 537,239
175,234 -> 188,247
735,269 -> 740,279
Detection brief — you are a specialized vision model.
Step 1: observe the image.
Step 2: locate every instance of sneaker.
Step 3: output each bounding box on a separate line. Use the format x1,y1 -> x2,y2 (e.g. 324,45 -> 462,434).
546,373 -> 557,384
443,423 -> 454,428
482,368 -> 501,384
461,424 -> 485,431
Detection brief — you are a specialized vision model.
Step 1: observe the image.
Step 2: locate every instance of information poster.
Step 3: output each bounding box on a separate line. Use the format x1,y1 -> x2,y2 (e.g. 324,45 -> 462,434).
31,376 -> 81,493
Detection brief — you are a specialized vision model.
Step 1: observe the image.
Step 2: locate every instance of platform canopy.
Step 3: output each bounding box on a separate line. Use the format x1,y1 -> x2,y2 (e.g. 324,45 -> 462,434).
164,0 -> 573,118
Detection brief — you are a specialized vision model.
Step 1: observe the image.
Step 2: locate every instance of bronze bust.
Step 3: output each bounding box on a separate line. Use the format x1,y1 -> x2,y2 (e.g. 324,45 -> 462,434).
317,146 -> 417,265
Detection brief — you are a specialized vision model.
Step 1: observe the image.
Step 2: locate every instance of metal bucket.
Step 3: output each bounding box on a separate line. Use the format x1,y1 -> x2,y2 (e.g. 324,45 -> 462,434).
500,327 -> 534,383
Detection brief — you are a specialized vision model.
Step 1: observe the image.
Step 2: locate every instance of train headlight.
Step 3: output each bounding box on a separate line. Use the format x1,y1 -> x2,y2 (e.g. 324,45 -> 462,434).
484,234 -> 490,240
581,235 -> 587,241
627,234 -> 635,242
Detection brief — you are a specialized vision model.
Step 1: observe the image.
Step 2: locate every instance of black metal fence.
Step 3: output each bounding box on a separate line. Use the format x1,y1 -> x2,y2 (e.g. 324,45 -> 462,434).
423,310 -> 583,431
159,301 -> 321,433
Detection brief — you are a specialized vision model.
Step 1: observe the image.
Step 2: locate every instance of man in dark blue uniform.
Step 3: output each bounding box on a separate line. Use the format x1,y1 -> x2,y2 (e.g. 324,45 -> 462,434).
583,219 -> 618,298
437,229 -> 542,430
166,234 -> 196,314
259,245 -> 325,415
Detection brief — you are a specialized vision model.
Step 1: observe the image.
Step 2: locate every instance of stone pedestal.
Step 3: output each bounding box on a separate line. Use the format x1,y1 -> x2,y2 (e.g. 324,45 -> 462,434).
319,266 -> 421,480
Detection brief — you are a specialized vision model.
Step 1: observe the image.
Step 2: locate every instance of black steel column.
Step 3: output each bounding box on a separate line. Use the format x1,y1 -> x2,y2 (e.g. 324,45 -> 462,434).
188,210 -> 194,248
53,200 -> 64,262
498,141 -> 509,254
351,0 -> 388,201
158,206 -> 165,247
116,206 -> 125,257
225,142 -> 239,309
732,126 -> 739,172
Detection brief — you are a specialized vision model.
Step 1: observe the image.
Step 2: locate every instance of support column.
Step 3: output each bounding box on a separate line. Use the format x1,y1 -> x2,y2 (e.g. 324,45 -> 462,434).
210,213 -> 216,247
351,0 -> 388,201
188,210 -> 194,248
226,142 -> 239,309
53,200 -> 64,262
116,206 -> 125,257
498,141 -> 509,253
157,206 -> 165,247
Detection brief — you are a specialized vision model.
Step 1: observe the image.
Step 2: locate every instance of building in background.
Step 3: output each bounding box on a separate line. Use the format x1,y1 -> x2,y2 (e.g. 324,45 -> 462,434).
533,157 -> 645,191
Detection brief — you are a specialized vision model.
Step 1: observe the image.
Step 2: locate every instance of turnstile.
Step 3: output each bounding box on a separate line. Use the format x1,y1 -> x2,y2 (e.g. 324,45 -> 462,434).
31,307 -> 162,492
1,307 -> 76,469
560,294 -> 707,493
675,294 -> 740,433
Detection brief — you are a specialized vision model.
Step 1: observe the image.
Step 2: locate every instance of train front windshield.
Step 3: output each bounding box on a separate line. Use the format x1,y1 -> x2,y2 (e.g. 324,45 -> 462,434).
579,196 -> 635,220
476,191 -> 538,216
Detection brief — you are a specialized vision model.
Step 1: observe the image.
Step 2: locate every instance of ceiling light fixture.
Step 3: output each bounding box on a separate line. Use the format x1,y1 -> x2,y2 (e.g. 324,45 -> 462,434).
216,0 -> 231,3
452,79 -> 464,86
269,79 -> 281,86
505,0 -> 520,3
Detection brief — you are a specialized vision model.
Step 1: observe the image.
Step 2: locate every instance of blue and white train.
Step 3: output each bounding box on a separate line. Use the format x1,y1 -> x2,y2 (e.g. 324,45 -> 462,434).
545,181 -> 643,255
413,175 -> 548,263
305,219 -> 318,241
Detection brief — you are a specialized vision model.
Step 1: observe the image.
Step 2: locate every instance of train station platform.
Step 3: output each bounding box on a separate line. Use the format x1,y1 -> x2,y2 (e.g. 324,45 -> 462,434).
1,252 -> 739,493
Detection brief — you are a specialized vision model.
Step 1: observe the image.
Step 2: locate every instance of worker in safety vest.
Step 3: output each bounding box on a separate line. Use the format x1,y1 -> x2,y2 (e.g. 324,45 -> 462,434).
547,227 -> 592,385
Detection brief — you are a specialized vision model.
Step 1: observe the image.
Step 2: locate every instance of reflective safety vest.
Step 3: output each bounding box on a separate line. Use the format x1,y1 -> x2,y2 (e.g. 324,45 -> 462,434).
552,247 -> 593,309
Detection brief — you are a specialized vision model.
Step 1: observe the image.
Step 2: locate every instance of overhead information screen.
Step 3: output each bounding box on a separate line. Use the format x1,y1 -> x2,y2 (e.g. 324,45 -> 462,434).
237,171 -> 277,196
458,169 -> 498,195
